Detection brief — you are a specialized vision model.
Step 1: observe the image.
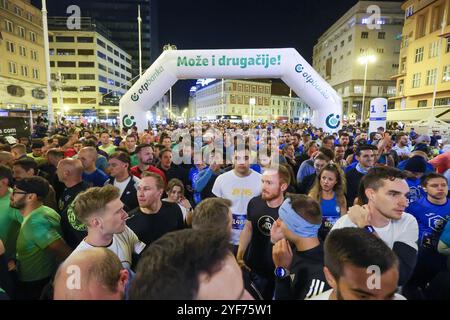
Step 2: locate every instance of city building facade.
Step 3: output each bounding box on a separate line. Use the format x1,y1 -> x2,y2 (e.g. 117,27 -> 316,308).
389,0 -> 450,123
47,17 -> 132,122
190,79 -> 310,122
313,1 -> 404,121
0,0 -> 47,117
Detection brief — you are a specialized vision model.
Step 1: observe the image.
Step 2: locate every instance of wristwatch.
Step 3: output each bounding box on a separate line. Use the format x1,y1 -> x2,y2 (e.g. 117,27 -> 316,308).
363,225 -> 375,234
274,266 -> 290,279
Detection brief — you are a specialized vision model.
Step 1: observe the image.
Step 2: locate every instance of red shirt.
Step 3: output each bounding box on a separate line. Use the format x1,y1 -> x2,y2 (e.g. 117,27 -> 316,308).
64,148 -> 77,158
429,152 -> 450,173
131,165 -> 167,183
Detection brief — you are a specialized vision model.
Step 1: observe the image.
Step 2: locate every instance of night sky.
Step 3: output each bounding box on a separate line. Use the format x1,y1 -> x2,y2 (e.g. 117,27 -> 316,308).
34,0 -> 398,106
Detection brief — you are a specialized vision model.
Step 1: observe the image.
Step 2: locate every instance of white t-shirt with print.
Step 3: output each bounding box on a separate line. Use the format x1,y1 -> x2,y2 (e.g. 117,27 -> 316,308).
392,145 -> 411,157
212,169 -> 262,245
330,212 -> 418,250
307,289 -> 406,300
71,226 -> 146,269
113,176 -> 140,198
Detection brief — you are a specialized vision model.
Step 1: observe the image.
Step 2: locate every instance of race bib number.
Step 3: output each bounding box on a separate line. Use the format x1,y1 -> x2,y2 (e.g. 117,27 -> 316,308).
232,214 -> 246,231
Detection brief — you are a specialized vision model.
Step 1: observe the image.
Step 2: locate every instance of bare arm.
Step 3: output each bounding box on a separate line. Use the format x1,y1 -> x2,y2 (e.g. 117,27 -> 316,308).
237,221 -> 253,269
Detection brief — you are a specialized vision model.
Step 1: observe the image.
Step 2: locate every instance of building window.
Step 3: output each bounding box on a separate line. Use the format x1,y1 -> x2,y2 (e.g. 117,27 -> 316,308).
447,38 -> 450,53
19,46 -> 26,57
27,12 -> 32,22
347,51 -> 351,56
398,79 -> 404,95
417,100 -> 427,108
14,6 -> 22,16
108,57 -> 114,63
392,63 -> 399,69
340,40 -> 344,47
79,74 -> 95,80
97,51 -> 107,59
62,73 -> 77,80
426,68 -> 437,86
114,50 -> 120,57
378,32 -> 385,39
443,65 -> 450,82
57,49 -> 75,55
77,37 -> 93,43
31,50 -> 37,61
18,26 -> 25,38
63,98 -> 78,104
354,85 -> 363,94
405,5 -> 414,18
387,86 -> 396,95
429,41 -> 439,58
99,75 -> 107,83
361,32 -> 368,39
435,97 -> 450,106
29,32 -> 36,42
58,61 -> 76,68
377,48 -> 384,54
348,34 -> 352,42
62,87 -> 78,92
6,41 -> 15,53
416,14 -> 427,38
79,86 -> 96,92
50,61 -> 55,67
340,55 -> 343,60
401,57 -> 407,72
107,45 -> 113,53
97,39 -> 106,48
32,68 -> 39,79
55,36 -> 76,43
0,0 -> 7,9
80,98 -> 96,104
98,63 -> 107,71
5,20 -> 13,32
78,49 -> 94,55
8,62 -> 17,74
412,73 -> 421,88
415,47 -> 424,62
79,62 -> 95,68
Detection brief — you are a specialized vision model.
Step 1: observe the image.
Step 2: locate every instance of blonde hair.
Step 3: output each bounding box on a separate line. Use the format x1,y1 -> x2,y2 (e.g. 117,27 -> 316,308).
74,185 -> 120,225
308,163 -> 347,212
141,171 -> 165,190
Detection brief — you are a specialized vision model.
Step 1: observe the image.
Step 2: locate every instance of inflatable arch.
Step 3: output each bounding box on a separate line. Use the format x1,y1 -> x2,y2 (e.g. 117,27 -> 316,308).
119,48 -> 342,132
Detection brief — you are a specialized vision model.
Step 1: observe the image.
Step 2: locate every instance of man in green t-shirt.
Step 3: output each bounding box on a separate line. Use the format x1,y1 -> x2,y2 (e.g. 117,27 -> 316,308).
0,165 -> 22,261
11,176 -> 72,300
27,141 -> 46,167
99,131 -> 116,156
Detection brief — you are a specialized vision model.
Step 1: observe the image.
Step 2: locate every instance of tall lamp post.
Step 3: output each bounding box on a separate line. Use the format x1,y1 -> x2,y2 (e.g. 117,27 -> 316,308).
249,97 -> 256,122
358,53 -> 376,124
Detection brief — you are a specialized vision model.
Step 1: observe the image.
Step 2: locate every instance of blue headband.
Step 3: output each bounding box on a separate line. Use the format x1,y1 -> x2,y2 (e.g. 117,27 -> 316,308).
279,198 -> 321,238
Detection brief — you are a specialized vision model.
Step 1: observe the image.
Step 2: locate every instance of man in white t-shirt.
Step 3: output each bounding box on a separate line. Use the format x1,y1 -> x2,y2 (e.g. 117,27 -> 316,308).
71,184 -> 146,269
105,151 -> 140,212
392,133 -> 411,160
331,166 -> 418,285
212,146 -> 262,252
309,228 -> 406,300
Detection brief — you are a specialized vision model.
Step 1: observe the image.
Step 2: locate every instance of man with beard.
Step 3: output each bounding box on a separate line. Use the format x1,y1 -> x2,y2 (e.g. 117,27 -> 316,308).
332,167 -> 419,285
212,146 -> 262,254
309,228 -> 405,300
12,177 -> 72,299
130,144 -> 166,183
127,172 -> 184,246
237,165 -> 290,300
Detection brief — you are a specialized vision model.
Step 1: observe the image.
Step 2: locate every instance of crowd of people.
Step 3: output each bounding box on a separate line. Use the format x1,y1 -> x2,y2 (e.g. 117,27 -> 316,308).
0,117 -> 449,300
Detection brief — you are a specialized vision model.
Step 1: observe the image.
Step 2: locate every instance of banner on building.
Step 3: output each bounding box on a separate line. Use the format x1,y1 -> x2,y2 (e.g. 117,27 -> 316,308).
0,117 -> 29,138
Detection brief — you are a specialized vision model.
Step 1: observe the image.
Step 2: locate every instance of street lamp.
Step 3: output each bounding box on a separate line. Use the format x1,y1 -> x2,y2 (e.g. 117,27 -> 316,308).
105,109 -> 109,123
249,98 -> 256,122
358,53 -> 376,123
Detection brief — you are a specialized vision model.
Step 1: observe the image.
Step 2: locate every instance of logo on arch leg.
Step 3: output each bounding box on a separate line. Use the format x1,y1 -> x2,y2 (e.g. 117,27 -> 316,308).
122,114 -> 136,128
325,113 -> 340,129
131,93 -> 139,102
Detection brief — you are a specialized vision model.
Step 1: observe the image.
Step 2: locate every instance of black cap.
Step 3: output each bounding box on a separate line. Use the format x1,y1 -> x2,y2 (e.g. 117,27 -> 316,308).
404,156 -> 427,173
14,176 -> 49,199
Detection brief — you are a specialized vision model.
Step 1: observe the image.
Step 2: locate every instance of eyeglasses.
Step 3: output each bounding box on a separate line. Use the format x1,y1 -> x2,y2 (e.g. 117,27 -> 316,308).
12,190 -> 28,195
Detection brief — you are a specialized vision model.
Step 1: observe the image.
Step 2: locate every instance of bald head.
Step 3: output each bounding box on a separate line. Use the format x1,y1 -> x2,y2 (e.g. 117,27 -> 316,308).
54,248 -> 128,300
78,147 -> 97,171
57,158 -> 84,185
0,151 -> 14,168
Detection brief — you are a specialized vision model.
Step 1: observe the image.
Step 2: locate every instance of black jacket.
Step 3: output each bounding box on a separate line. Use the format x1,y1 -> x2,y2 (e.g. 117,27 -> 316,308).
274,243 -> 329,300
106,176 -> 139,212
